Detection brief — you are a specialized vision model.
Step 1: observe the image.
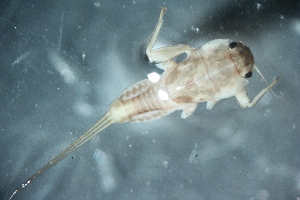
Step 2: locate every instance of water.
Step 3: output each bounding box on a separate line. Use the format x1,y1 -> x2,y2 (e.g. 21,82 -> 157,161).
1,0 -> 299,199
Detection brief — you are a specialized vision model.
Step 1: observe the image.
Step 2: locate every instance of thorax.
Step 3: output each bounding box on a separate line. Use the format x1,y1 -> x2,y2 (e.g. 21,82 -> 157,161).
157,49 -> 248,104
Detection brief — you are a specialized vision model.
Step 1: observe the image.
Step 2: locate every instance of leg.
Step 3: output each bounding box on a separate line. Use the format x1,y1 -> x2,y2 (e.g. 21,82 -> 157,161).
146,7 -> 194,63
181,103 -> 198,119
155,60 -> 177,70
235,77 -> 279,108
206,100 -> 217,110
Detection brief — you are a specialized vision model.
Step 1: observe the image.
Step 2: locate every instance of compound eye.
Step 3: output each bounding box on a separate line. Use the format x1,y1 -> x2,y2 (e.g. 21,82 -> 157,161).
229,42 -> 238,49
245,71 -> 252,78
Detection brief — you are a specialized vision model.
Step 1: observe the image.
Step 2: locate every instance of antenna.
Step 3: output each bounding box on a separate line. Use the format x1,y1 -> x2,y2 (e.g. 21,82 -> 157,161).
254,65 -> 280,98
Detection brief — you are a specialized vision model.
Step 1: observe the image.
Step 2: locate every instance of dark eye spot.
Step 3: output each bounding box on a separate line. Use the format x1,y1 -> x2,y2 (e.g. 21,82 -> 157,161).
245,71 -> 252,78
229,42 -> 237,49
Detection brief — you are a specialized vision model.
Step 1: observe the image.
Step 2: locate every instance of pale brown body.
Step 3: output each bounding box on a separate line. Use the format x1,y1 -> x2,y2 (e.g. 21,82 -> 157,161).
109,37 -> 276,122
9,7 -> 278,200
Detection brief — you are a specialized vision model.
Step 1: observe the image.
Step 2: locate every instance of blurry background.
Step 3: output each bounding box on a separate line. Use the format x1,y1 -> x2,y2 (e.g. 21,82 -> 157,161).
1,0 -> 299,199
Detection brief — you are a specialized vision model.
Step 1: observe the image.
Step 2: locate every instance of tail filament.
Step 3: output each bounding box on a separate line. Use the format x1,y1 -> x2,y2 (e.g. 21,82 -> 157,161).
9,111 -> 115,200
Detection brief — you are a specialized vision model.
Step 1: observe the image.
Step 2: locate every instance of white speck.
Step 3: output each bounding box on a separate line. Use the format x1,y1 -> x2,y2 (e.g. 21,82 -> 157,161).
147,72 -> 160,83
82,52 -> 86,61
93,2 -> 100,7
280,15 -> 284,19
176,86 -> 183,90
188,143 -> 199,163
158,90 -> 168,100
162,160 -> 168,168
257,3 -> 261,9
191,26 -> 200,33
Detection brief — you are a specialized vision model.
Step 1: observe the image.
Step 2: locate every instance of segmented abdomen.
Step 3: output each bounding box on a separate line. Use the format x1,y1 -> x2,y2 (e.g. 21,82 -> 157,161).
111,83 -> 177,123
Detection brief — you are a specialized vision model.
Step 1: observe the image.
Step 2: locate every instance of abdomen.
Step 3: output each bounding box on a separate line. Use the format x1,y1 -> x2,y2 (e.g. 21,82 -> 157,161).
110,83 -> 179,123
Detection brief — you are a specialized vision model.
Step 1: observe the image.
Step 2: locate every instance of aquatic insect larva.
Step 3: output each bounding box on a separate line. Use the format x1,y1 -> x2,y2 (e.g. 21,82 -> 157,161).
9,7 -> 278,199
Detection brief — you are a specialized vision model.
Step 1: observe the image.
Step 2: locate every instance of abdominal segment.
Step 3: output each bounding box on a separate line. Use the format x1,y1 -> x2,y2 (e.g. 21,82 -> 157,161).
112,84 -> 178,123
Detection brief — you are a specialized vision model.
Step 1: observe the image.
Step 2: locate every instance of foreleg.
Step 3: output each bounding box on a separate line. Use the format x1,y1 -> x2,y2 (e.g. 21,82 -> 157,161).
235,77 -> 279,107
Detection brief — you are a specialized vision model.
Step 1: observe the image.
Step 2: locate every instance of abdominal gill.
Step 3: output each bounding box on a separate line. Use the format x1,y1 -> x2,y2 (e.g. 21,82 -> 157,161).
9,111 -> 115,200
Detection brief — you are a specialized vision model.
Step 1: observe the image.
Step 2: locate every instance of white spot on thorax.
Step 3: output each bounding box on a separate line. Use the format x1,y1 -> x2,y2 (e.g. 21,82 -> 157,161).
147,72 -> 160,83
